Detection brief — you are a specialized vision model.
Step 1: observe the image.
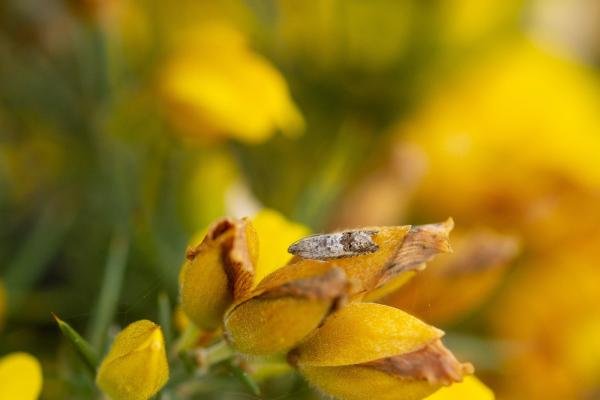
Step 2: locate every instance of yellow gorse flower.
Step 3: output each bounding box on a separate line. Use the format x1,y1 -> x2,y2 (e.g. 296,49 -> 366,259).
0,352 -> 43,400
398,39 -> 600,249
180,217 -> 258,330
160,22 -> 304,144
96,320 -> 169,400
180,213 -> 480,400
223,219 -> 453,356
290,303 -> 473,400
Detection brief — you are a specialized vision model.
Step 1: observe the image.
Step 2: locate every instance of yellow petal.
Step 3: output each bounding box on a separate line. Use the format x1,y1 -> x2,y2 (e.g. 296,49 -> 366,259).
180,217 -> 258,330
400,40 -> 600,241
251,209 -> 310,283
300,364 -> 438,400
96,320 -> 168,400
425,376 -> 494,400
225,263 -> 349,356
298,338 -> 473,400
0,352 -> 43,400
160,23 -> 304,143
294,302 -> 443,367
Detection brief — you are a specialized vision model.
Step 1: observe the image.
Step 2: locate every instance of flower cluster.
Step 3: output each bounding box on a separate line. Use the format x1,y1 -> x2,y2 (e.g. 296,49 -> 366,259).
177,215 -> 475,400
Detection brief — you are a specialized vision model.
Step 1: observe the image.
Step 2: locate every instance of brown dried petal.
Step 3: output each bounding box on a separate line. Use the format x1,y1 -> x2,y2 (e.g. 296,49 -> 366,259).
186,217 -> 255,300
256,267 -> 350,303
363,339 -> 473,386
378,218 -> 454,287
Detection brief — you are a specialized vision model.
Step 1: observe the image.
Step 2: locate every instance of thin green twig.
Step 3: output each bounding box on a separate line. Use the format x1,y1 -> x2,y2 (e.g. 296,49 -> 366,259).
53,313 -> 99,376
87,227 -> 130,351
158,292 -> 173,351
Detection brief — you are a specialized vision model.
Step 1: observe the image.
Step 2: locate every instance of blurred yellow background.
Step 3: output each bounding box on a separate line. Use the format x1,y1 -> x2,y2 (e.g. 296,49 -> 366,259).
1,0 -> 600,399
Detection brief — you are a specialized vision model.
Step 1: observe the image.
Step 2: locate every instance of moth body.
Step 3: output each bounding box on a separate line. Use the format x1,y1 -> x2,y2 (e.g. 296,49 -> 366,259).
288,230 -> 379,260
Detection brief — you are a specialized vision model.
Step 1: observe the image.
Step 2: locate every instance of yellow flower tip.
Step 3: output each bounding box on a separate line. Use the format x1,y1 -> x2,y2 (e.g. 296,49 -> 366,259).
224,262 -> 350,356
0,352 -> 43,400
292,303 -> 472,400
96,320 -> 169,400
180,217 -> 258,330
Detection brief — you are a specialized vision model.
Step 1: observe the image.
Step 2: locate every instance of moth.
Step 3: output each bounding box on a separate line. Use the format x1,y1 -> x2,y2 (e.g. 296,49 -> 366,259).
288,230 -> 379,260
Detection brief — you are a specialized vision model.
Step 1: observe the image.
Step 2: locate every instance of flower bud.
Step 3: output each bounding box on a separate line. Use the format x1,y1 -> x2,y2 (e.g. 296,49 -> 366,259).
0,352 -> 42,399
180,217 -> 258,330
291,303 -> 472,400
96,320 -> 169,400
224,260 -> 350,356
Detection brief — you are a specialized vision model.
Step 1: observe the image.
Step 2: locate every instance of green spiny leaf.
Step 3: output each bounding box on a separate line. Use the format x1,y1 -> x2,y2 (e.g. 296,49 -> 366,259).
53,313 -> 99,376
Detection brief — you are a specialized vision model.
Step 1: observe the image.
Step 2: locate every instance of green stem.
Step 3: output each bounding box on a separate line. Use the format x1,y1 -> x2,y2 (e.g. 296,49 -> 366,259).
202,340 -> 233,366
87,227 -> 130,351
228,360 -> 262,396
157,292 -> 173,351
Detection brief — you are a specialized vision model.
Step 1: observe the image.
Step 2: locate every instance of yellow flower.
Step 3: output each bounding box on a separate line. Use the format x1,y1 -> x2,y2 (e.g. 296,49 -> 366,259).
224,260 -> 350,355
425,376 -> 494,400
381,229 -> 519,325
251,209 -> 310,282
160,22 -> 304,144
291,303 -> 473,400
224,218 -> 452,356
391,38 -> 600,398
96,320 -> 169,400
0,352 -> 43,400
179,217 -> 258,330
223,218 -> 452,356
490,241 -> 600,399
398,39 -> 600,249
